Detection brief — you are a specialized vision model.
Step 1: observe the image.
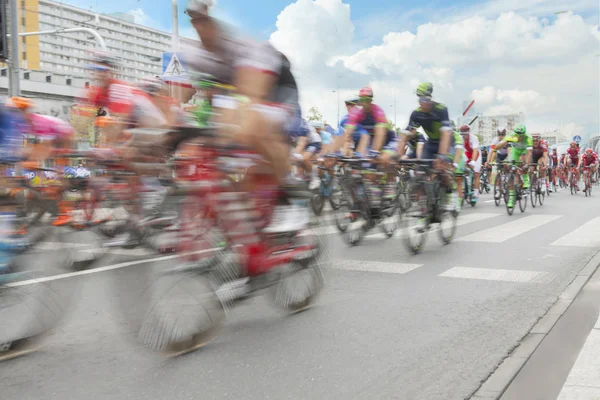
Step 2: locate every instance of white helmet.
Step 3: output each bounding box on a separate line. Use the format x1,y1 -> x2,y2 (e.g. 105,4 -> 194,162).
497,126 -> 507,134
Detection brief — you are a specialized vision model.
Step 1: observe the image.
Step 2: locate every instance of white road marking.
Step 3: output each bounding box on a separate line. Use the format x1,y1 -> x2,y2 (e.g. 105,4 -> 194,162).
331,260 -> 423,274
557,315 -> 600,399
484,200 -> 495,203
456,214 -> 562,243
5,248 -> 218,287
551,217 -> 600,248
80,247 -> 155,256
440,267 -> 554,283
364,212 -> 502,240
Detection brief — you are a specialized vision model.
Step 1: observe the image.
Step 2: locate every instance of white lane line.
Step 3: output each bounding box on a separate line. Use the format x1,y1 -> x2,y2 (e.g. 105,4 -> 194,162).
80,247 -> 155,256
440,267 -> 554,283
551,217 -> 600,248
456,214 -> 562,243
485,200 -> 495,203
557,314 -> 600,399
365,212 -> 502,240
36,242 -> 90,250
331,260 -> 423,274
5,248 -> 218,287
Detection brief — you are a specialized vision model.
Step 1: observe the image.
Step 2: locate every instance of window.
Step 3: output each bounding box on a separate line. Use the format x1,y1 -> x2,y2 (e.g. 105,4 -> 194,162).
24,72 -> 30,79
1,69 -> 6,77
46,75 -> 51,83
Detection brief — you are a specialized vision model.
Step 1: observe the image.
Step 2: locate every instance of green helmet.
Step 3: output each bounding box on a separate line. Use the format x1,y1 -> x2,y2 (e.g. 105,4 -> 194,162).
514,125 -> 526,135
416,82 -> 433,97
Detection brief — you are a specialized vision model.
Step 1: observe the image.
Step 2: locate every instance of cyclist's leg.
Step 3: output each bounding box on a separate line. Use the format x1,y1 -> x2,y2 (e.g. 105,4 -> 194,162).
472,153 -> 482,199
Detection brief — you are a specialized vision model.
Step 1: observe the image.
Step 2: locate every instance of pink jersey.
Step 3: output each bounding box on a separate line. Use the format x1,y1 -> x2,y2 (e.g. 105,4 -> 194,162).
581,152 -> 598,167
346,103 -> 387,134
27,114 -> 74,140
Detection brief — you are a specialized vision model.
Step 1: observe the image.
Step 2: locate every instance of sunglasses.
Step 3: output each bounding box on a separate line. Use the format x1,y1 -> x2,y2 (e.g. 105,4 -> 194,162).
418,96 -> 432,103
359,96 -> 372,103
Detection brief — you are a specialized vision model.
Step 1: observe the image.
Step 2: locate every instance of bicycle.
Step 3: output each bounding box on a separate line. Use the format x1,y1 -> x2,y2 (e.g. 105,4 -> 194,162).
398,159 -> 457,255
333,157 -> 400,246
461,165 -> 477,208
480,167 -> 491,194
505,161 -> 528,215
114,126 -> 326,356
582,166 -> 593,196
309,155 -> 343,216
529,163 -> 545,207
569,166 -> 580,195
492,162 -> 508,207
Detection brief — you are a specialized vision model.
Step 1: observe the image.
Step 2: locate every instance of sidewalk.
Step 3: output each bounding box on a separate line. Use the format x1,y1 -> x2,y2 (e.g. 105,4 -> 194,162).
557,313 -> 600,399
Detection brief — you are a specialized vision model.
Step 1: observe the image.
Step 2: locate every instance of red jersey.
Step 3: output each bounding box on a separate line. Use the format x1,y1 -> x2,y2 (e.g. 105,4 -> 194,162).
80,79 -> 136,117
581,152 -> 598,167
532,141 -> 548,159
566,147 -> 580,161
550,154 -> 558,165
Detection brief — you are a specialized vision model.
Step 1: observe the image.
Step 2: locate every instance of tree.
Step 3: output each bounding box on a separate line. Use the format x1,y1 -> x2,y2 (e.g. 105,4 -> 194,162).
476,133 -> 484,144
307,106 -> 323,122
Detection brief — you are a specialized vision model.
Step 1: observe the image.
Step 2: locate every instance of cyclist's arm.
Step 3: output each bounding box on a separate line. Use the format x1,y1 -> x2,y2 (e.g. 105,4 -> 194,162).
437,107 -> 452,155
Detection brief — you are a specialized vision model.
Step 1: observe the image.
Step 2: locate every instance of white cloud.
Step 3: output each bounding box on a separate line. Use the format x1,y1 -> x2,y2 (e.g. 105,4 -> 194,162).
268,1 -> 599,139
127,9 -> 155,26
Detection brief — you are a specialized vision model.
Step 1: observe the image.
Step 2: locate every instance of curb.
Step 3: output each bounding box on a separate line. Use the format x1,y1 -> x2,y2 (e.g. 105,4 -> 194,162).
470,250 -> 600,400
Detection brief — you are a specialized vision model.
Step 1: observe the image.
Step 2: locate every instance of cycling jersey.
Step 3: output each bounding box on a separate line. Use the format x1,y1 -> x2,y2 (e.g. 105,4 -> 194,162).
339,114 -> 368,140
504,132 -> 532,162
550,154 -> 559,167
184,30 -> 298,112
581,153 -> 598,167
83,79 -> 136,117
531,141 -> 548,162
567,147 -> 580,162
345,104 -> 387,135
0,106 -> 24,161
406,102 -> 452,142
403,130 -> 426,156
463,134 -> 481,161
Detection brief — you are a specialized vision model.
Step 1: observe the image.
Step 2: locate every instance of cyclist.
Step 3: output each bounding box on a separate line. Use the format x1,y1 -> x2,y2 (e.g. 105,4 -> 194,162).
549,147 -> 559,190
531,134 -> 549,190
293,119 -> 322,189
487,127 -> 510,166
337,99 -> 367,153
343,87 -> 387,156
489,125 -> 532,208
481,145 -> 488,164
398,82 -> 463,210
8,97 -> 75,227
459,125 -> 481,203
399,124 -> 425,160
579,148 -> 598,186
566,141 -> 581,190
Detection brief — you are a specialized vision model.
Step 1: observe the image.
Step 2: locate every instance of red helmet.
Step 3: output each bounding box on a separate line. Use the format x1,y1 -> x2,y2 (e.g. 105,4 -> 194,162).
459,125 -> 470,133
358,86 -> 373,98
586,148 -> 594,154
571,141 -> 577,146
532,134 -> 541,140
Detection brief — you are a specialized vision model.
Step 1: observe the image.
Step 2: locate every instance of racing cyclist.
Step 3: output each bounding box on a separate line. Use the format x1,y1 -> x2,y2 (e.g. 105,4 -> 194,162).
566,141 -> 581,190
579,148 -> 598,187
293,119 -> 322,189
337,99 -> 368,154
397,83 -> 463,210
343,87 -> 387,156
459,125 -> 481,203
530,134 -> 549,191
488,125 -> 532,208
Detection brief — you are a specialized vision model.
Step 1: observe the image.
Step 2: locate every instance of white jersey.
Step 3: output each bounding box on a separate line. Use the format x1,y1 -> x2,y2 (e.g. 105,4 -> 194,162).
491,136 -> 508,156
306,125 -> 322,144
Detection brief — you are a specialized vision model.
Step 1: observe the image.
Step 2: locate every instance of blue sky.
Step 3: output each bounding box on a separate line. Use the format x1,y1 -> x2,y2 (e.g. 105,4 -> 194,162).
58,0 -> 503,42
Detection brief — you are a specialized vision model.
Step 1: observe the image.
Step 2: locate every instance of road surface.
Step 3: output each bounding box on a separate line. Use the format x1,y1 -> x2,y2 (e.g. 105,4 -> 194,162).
1,188 -> 600,400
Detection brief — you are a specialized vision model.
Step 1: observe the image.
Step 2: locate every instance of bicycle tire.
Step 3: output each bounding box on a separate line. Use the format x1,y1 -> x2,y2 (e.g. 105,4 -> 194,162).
494,174 -> 502,207
505,173 -> 515,216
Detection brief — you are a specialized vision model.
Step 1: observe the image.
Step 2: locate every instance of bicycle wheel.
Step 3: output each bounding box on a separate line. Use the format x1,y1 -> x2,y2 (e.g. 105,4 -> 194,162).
310,192 -> 325,216
437,187 -> 457,244
538,181 -> 545,205
530,175 -> 537,208
0,225 -> 77,361
402,181 -> 429,254
518,183 -> 528,213
379,198 -> 400,238
336,197 -> 367,246
328,175 -> 343,210
493,174 -> 502,206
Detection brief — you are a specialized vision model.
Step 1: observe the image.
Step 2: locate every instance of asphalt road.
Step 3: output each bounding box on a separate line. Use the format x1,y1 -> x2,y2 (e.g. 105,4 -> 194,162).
2,186 -> 600,400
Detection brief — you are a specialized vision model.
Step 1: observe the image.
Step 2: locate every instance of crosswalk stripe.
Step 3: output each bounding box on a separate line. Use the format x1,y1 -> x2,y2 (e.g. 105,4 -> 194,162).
440,267 -> 554,283
365,212 -> 502,239
551,217 -> 600,248
456,214 -> 562,243
330,260 -> 423,274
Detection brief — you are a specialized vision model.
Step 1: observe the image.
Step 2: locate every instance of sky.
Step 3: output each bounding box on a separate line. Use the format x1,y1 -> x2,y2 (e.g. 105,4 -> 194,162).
60,0 -> 600,140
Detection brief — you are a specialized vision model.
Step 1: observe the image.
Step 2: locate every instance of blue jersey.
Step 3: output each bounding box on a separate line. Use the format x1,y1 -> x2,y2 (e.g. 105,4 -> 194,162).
339,114 -> 368,141
0,106 -> 24,162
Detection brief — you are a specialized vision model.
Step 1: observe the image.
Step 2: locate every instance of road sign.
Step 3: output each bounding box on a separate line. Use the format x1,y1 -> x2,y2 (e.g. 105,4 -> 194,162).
574,135 -> 582,143
162,52 -> 187,76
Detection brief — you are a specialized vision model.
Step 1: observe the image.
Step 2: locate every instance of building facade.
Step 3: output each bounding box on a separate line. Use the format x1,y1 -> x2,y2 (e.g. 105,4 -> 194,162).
2,0 -> 199,82
458,113 -> 526,145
